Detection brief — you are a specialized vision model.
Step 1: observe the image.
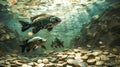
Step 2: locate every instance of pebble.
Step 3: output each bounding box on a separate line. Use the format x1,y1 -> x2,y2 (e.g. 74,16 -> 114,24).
50,58 -> 57,62
45,63 -> 54,67
21,64 -> 28,67
95,61 -> 104,65
67,55 -> 75,59
67,59 -> 74,64
28,62 -> 34,66
67,52 -> 75,55
66,65 -> 73,67
100,55 -> 109,61
92,51 -> 101,56
42,58 -> 49,64
95,57 -> 101,61
5,62 -> 10,65
73,49 -> 80,52
87,59 -> 96,64
81,55 -> 88,60
37,59 -> 42,63
37,63 -> 45,67
103,51 -> 109,55
56,63 -> 64,67
6,55 -> 12,59
61,55 -> 68,59
11,54 -> 18,57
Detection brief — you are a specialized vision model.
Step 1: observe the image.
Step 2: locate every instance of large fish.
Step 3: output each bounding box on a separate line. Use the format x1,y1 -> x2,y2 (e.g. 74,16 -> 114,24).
19,14 -> 61,34
20,36 -> 47,53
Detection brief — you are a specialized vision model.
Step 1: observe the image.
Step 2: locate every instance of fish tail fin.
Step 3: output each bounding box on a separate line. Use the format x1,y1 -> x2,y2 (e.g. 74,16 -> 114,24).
19,21 -> 30,32
19,45 -> 26,53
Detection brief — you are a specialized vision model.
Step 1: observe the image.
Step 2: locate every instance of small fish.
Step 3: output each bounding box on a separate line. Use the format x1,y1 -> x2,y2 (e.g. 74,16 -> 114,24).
19,14 -> 61,34
51,37 -> 64,48
20,36 -> 47,53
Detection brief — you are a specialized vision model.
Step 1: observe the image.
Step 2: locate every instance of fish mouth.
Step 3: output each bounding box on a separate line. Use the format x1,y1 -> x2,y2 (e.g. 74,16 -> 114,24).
43,39 -> 47,42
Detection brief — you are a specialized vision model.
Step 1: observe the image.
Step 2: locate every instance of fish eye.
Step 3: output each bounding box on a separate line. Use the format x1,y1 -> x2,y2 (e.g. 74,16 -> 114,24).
50,17 -> 56,22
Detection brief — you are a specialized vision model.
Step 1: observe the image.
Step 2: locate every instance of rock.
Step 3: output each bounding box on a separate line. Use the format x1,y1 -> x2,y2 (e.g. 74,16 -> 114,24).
112,48 -> 118,54
67,55 -> 75,59
115,60 -> 120,64
0,60 -> 4,64
92,51 -> 101,56
71,2 -> 120,52
61,55 -> 68,59
103,51 -> 109,55
21,64 -> 28,67
100,55 -> 110,61
87,44 -> 91,48
87,59 -> 96,64
45,63 -> 54,67
57,54 -> 63,57
62,62 -> 67,66
81,55 -> 88,60
12,60 -> 23,65
67,59 -> 74,64
42,58 -> 49,64
80,50 -> 88,54
33,62 -> 38,66
37,63 -> 45,67
11,54 -> 18,57
56,63 -> 64,67
73,59 -> 85,66
73,49 -> 80,52
66,65 -> 73,67
95,61 -> 104,65
99,41 -> 103,44
0,23 -> 21,56
6,55 -> 13,59
28,62 -> 34,66
67,52 -> 75,55
75,53 -> 82,57
50,58 -> 57,62
58,61 -> 64,64
88,54 -> 95,59
74,53 -> 82,59
95,57 -> 101,61
37,59 -> 42,63
4,61 -> 10,65
11,64 -> 18,67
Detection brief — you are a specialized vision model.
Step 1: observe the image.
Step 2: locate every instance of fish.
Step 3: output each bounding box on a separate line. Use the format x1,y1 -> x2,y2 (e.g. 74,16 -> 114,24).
20,36 -> 47,53
19,14 -> 61,34
51,37 -> 64,48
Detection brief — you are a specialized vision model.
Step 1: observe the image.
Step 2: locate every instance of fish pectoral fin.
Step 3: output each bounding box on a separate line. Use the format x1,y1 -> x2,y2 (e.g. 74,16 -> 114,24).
47,28 -> 53,31
45,23 -> 53,28
32,27 -> 41,34
41,45 -> 46,49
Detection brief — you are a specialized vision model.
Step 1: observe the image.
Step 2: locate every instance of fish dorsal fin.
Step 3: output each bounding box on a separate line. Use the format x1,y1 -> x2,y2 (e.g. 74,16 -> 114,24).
30,14 -> 47,22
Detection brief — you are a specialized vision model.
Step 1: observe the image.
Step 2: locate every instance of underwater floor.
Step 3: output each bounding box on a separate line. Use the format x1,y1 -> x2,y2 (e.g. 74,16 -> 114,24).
0,47 -> 120,67
0,0 -> 120,67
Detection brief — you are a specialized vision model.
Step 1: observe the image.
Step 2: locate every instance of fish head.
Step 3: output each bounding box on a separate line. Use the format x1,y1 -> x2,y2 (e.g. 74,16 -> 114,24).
50,16 -> 61,25
38,38 -> 47,43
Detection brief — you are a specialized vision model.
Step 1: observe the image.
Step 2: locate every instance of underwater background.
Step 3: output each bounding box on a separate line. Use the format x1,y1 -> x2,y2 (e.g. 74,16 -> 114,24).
0,0 -> 120,67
